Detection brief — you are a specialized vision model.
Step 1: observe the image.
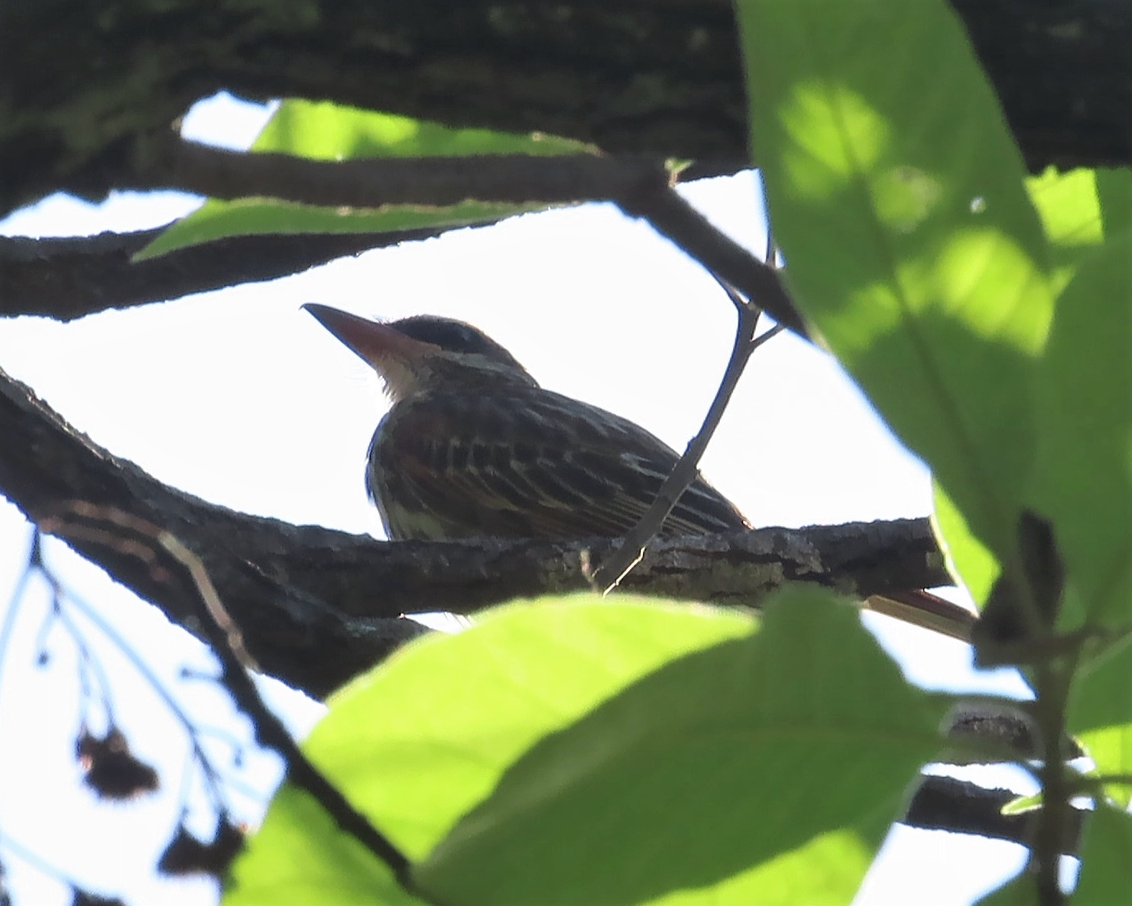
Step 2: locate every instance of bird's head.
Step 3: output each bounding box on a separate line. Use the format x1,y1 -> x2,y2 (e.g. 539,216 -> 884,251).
303,304 -> 538,401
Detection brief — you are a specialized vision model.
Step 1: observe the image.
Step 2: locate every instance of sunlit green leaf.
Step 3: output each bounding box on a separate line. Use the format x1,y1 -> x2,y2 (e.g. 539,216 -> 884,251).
736,0 -> 1052,565
224,785 -> 422,906
415,590 -> 948,905
932,481 -> 999,608
1068,633 -> 1132,808
1030,231 -> 1132,624
248,101 -> 594,161
1074,804 -> 1132,905
140,100 -> 593,258
1025,168 -> 1103,295
1000,792 -> 1041,816
229,594 -> 948,905
973,875 -> 1034,906
229,597 -> 753,905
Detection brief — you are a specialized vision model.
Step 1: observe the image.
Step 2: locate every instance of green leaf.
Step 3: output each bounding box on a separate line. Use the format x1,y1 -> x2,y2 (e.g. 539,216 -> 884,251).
1030,231 -> 1132,624
736,0 -> 1052,562
229,594 -> 947,905
1025,168 -> 1104,296
245,100 -> 594,161
1074,804 -> 1132,905
1068,634 -> 1132,808
140,100 -> 593,258
1096,168 -> 1132,238
932,481 -> 999,607
973,875 -> 1035,906
224,785 -> 423,906
229,597 -> 755,905
1000,792 -> 1041,816
415,589 -> 948,905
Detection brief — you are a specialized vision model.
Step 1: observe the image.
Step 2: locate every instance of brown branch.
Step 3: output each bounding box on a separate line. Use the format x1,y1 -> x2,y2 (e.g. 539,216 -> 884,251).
5,155 -> 807,340
0,365 -> 950,697
137,140 -> 670,210
904,774 -> 1082,856
34,507 -> 1075,855
0,223 -> 500,321
4,1 -> 1131,215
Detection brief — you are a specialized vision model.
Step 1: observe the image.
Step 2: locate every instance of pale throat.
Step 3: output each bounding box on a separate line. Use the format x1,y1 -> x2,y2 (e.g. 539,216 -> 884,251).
375,352 -> 539,403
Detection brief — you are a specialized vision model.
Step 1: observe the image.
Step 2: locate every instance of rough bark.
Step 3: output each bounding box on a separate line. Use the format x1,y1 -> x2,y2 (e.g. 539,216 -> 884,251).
3,0 -> 1131,216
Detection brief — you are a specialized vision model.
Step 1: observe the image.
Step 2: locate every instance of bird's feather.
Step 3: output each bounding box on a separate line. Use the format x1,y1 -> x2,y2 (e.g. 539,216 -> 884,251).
367,388 -> 750,542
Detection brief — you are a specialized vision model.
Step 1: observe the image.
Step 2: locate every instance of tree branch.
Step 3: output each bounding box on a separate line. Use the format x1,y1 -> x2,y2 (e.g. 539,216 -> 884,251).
0,224 -> 497,321
4,372 -> 1064,852
4,0 -> 1131,216
137,140 -> 671,209
0,365 -> 949,698
618,188 -> 805,335
904,774 -> 1081,856
5,157 -> 805,338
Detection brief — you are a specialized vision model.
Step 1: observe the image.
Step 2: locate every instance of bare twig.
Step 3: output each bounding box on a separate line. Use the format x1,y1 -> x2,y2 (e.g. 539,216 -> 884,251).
618,187 -> 806,335
595,283 -> 784,591
40,504 -> 415,889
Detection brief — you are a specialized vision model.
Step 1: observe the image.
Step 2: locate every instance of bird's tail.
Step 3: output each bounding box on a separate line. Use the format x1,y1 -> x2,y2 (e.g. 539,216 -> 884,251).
863,590 -> 975,643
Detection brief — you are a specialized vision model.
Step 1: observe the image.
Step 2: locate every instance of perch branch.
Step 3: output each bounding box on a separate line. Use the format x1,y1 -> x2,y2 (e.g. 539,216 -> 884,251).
0,365 -> 950,697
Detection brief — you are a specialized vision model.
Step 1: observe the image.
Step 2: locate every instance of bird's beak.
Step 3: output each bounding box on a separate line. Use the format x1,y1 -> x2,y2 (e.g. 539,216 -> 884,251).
303,304 -> 428,368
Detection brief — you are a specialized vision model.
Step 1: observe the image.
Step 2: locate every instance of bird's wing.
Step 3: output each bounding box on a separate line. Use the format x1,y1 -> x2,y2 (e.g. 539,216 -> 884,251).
369,390 -> 750,542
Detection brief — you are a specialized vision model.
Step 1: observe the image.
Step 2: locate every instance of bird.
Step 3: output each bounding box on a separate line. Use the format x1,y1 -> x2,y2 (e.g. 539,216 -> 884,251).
303,303 -> 975,641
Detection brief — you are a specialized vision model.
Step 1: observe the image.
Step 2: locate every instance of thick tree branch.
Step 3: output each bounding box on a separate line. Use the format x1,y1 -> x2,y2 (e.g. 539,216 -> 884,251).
3,0 -> 1131,216
0,224 -> 495,321
3,156 -> 804,334
0,366 -> 950,697
140,140 -> 670,209
904,775 -> 1081,856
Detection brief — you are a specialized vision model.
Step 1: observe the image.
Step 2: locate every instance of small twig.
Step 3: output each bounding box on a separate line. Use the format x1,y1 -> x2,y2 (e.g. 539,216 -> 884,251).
40,504 -> 414,889
617,186 -> 806,336
595,284 -> 783,591
31,540 -> 231,815
158,532 -> 258,673
0,826 -> 118,902
40,589 -> 118,726
0,533 -> 39,722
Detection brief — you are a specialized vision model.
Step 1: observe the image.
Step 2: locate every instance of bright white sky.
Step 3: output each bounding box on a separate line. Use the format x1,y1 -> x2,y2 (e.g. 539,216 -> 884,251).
0,93 -> 1037,905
